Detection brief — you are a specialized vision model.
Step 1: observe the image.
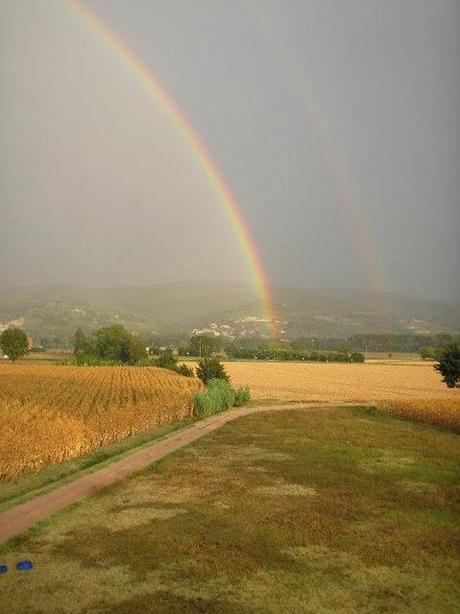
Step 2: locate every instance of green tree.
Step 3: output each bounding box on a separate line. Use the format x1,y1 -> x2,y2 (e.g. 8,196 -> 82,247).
127,335 -> 149,364
0,328 -> 29,362
434,344 -> 460,388
94,325 -> 147,364
73,327 -> 91,356
189,335 -> 221,357
196,357 -> 229,385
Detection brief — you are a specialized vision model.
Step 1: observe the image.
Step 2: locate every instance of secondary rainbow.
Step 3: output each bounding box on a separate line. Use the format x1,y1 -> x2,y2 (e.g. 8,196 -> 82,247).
68,0 -> 280,339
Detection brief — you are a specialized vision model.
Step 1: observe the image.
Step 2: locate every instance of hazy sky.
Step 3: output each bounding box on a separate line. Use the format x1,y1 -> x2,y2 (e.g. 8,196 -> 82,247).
1,0 -> 459,300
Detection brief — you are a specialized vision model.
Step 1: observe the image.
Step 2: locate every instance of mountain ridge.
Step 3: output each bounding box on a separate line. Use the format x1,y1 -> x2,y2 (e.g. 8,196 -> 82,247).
0,283 -> 458,343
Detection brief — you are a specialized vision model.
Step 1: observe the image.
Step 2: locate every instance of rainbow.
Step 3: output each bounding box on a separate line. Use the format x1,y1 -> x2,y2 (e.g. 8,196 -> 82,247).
243,9 -> 389,330
68,0 -> 281,339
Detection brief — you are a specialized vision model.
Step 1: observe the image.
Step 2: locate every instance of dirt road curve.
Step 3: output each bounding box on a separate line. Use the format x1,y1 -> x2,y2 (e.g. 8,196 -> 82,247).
0,402 -> 355,545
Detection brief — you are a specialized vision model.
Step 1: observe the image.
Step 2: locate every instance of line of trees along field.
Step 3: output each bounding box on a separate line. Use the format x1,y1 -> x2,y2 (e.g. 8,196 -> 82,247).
169,332 -> 459,360
73,325 -> 147,365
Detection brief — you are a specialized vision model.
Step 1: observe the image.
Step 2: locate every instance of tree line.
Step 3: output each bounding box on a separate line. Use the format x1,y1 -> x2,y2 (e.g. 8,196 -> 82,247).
1,324 -> 459,388
73,325 -> 147,364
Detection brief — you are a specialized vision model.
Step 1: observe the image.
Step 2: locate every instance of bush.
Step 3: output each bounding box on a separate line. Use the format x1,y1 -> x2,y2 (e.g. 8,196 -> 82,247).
192,379 -> 235,417
196,358 -> 229,385
154,349 -> 178,370
233,386 -> 251,406
350,352 -> 365,363
176,363 -> 195,377
154,350 -> 194,377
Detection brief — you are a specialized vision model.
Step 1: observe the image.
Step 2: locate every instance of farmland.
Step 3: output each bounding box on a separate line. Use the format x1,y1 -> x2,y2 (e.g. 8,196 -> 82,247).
0,364 -> 202,481
1,360 -> 459,483
224,360 -> 459,403
224,361 -> 460,431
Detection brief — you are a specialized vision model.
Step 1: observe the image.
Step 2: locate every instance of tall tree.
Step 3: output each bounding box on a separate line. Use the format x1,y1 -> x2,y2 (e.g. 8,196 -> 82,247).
434,344 -> 460,388
73,327 -> 90,356
189,335 -> 221,357
94,324 -> 147,364
0,328 -> 29,362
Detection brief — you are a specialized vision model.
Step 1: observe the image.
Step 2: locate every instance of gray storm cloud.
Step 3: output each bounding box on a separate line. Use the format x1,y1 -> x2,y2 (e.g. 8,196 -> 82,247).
1,0 -> 459,300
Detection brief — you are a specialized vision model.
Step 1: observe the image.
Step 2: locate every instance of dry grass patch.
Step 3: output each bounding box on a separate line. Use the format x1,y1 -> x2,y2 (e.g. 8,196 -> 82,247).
256,480 -> 317,497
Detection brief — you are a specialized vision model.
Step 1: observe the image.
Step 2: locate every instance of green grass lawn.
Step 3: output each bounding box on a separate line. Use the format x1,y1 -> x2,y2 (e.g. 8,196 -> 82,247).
1,407 -> 459,613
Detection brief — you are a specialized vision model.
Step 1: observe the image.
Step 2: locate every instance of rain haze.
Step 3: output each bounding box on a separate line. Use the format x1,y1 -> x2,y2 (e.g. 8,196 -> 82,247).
1,0 -> 459,301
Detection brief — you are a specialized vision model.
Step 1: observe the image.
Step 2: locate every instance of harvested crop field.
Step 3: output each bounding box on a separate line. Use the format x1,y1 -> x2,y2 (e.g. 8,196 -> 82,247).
0,364 -> 202,480
224,361 -> 459,404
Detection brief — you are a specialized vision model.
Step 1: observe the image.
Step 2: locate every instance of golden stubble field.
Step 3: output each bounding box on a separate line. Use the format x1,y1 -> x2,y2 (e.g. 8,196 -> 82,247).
223,361 -> 457,402
225,361 -> 460,431
0,364 -> 202,480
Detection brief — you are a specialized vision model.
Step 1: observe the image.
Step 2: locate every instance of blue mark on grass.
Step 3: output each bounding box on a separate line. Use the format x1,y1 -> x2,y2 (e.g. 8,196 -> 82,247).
0,565 -> 8,574
16,560 -> 33,571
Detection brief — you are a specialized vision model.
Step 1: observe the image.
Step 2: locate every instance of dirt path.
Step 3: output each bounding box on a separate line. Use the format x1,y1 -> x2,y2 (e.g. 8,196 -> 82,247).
0,402 -> 356,545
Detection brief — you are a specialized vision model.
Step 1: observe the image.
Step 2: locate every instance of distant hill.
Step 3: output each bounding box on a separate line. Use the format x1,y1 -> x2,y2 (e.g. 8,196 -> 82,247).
187,287 -> 460,338
0,283 -> 258,344
0,283 -> 458,344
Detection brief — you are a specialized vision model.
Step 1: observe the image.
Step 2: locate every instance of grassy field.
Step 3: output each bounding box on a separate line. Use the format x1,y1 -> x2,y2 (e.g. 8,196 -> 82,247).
1,407 -> 459,613
0,364 -> 202,480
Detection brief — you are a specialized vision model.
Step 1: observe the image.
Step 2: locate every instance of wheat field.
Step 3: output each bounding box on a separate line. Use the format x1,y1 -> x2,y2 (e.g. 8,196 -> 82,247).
377,398 -> 460,432
224,361 -> 460,430
0,364 -> 202,480
223,361 -> 457,402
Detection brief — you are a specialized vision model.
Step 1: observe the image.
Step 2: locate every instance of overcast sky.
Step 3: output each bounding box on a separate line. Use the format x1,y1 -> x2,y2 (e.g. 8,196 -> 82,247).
1,0 -> 459,300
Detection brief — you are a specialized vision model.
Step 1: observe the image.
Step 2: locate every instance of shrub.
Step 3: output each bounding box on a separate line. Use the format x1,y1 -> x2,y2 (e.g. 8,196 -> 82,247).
176,363 -> 195,377
192,379 -> 235,417
350,352 -> 365,363
154,350 -> 194,377
154,349 -> 178,371
233,386 -> 251,406
196,358 -> 229,385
